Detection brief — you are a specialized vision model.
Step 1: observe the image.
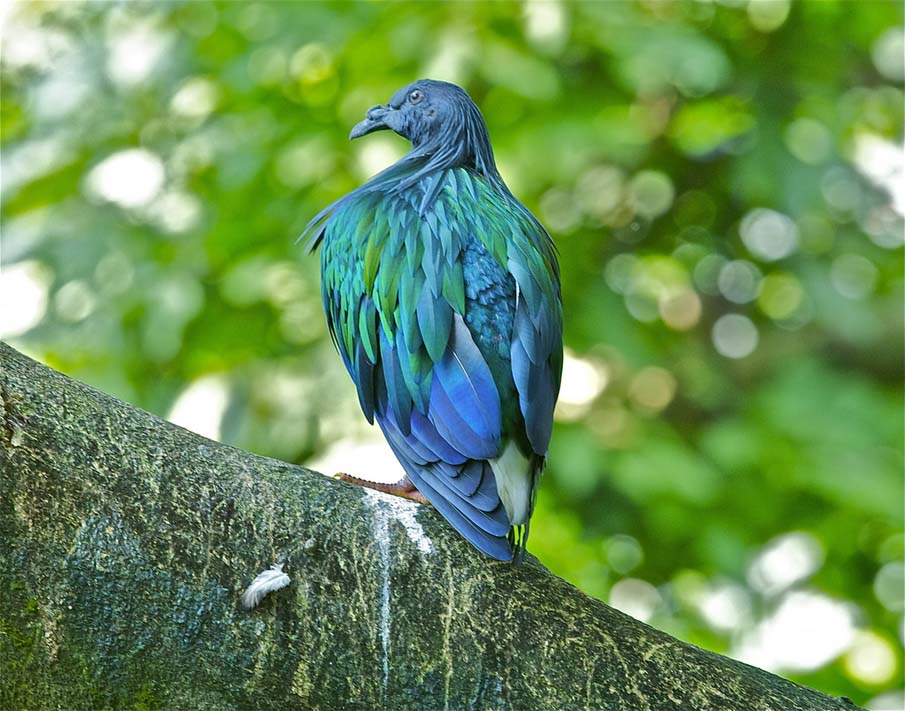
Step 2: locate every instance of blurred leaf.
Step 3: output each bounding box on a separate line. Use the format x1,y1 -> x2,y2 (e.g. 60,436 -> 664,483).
670,96 -> 754,157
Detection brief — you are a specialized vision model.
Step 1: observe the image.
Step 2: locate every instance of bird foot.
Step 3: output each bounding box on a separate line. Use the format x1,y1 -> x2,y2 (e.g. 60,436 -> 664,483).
334,472 -> 431,506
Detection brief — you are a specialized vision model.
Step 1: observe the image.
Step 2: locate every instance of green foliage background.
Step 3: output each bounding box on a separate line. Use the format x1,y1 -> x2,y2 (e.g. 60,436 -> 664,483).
2,1 -> 902,705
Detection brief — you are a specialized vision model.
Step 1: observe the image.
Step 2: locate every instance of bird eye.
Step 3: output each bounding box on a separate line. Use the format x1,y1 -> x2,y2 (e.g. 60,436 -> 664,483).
408,89 -> 424,105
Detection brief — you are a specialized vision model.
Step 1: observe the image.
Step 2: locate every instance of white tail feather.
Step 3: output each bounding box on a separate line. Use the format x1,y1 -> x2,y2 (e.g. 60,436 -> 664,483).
489,441 -> 532,525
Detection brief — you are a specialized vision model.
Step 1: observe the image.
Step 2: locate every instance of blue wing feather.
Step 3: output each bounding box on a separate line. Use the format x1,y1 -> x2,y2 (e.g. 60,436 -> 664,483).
507,222 -> 562,456
427,368 -> 497,460
410,410 -> 467,464
438,460 -> 500,510
431,314 -> 501,449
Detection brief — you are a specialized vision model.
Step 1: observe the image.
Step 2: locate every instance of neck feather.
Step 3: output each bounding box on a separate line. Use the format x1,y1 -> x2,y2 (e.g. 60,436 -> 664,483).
404,101 -> 499,183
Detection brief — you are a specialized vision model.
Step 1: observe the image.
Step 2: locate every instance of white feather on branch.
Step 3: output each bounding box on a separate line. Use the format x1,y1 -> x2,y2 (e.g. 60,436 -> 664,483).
241,563 -> 291,610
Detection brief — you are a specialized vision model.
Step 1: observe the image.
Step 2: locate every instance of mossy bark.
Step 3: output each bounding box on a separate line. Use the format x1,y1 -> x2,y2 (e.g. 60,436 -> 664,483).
0,343 -> 860,711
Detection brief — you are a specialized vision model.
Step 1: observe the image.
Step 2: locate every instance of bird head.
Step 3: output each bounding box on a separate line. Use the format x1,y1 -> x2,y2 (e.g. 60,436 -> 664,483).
349,79 -> 497,175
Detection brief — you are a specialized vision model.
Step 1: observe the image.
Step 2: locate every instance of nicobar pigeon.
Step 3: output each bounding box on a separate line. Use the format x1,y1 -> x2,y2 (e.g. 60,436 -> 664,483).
302,80 -> 563,561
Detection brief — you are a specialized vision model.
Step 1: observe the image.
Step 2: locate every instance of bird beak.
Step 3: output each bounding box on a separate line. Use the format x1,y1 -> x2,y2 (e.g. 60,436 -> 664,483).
350,105 -> 391,140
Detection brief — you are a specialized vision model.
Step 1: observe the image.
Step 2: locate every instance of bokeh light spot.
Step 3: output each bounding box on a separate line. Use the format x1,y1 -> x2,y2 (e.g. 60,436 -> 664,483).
170,76 -> 219,121
757,273 -> 803,320
844,632 -> 898,686
660,286 -> 702,330
718,259 -> 762,304
0,261 -> 53,338
625,291 -> 660,323
734,590 -> 857,673
148,190 -> 203,234
604,253 -> 639,294
290,43 -> 335,85
167,375 -> 229,441
748,532 -> 825,596
872,27 -> 905,81
712,314 -> 759,359
576,165 -> 625,220
54,280 -> 97,323
693,254 -> 728,295
236,2 -> 278,41
697,580 -> 752,633
821,167 -> 863,214
740,208 -> 799,262
784,118 -> 832,165
747,0 -> 791,33
609,578 -> 661,623
605,535 -> 644,575
861,205 -> 905,249
830,254 -> 878,300
556,350 -> 608,420
94,252 -> 135,296
874,563 -> 905,613
106,17 -> 171,87
522,0 -> 568,52
867,691 -> 905,711
629,366 -> 677,413
854,134 -> 904,218
540,187 -> 582,234
85,149 -> 166,209
628,170 -> 675,220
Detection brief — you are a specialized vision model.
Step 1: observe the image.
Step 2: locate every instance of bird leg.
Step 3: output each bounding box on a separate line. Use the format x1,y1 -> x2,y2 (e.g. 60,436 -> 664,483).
334,472 -> 431,506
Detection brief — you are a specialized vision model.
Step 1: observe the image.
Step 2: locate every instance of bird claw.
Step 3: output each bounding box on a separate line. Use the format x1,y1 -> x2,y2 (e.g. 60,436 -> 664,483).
333,472 -> 431,506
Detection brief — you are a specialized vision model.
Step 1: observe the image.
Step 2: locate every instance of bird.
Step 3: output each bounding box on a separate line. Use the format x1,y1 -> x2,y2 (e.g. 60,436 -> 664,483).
301,79 -> 563,561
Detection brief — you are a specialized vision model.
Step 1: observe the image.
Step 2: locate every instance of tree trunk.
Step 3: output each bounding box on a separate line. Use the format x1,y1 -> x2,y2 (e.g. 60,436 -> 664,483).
0,343 -> 860,711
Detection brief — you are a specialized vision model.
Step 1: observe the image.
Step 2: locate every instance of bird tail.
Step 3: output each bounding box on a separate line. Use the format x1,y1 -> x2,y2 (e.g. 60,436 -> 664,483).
507,454 -> 545,565
508,523 -> 529,564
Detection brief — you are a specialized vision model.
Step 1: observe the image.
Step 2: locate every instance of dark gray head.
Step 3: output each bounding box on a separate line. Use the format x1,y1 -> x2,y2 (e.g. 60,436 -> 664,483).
350,79 -> 498,177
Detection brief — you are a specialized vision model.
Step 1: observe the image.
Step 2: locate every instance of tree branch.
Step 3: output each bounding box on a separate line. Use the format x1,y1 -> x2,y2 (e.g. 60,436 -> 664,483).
0,343 -> 860,710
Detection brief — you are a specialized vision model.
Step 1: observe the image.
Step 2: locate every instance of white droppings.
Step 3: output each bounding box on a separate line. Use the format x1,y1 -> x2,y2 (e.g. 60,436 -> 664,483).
362,488 -> 435,698
364,489 -> 392,695
363,488 -> 434,555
